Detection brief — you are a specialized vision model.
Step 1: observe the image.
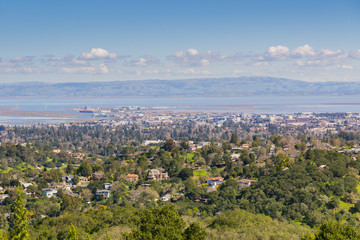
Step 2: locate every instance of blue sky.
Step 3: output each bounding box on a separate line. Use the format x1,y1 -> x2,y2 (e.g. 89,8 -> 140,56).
0,0 -> 359,82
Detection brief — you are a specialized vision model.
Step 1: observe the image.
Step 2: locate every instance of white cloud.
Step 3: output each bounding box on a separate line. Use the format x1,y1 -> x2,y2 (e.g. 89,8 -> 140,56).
292,44 -> 316,57
266,45 -> 290,58
23,67 -> 33,73
10,56 -> 35,64
200,59 -> 210,66
179,68 -> 196,74
61,66 -> 96,74
252,62 -> 270,66
126,56 -> 160,67
337,64 -> 354,70
1,44 -> 359,81
187,48 -> 199,56
99,64 -> 109,74
233,69 -> 243,74
178,68 -> 212,75
79,48 -> 118,60
144,69 -> 159,74
350,50 -> 360,59
168,48 -> 223,67
135,58 -> 147,66
320,49 -> 342,56
303,60 -> 323,66
174,51 -> 183,57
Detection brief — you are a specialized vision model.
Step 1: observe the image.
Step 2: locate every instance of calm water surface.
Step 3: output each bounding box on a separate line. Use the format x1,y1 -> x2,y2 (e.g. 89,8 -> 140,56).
1,95 -> 360,124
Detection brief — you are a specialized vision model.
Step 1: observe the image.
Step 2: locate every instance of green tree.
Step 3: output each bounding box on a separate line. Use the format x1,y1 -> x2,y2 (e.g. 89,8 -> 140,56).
270,135 -> 282,147
77,162 -> 93,177
67,223 -> 78,240
124,205 -> 185,240
60,195 -> 82,213
73,175 -> 80,185
162,139 -> 176,152
106,231 -> 111,240
183,222 -> 207,240
178,168 -> 193,181
9,186 -> 29,240
180,139 -> 191,150
230,133 -> 239,145
0,230 -> 7,240
314,221 -> 360,240
274,153 -> 289,169
66,162 -> 74,174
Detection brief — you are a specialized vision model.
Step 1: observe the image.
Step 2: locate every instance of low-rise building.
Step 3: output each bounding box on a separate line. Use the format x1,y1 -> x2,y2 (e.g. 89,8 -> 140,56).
42,188 -> 58,198
148,168 -> 169,181
104,183 -> 112,190
237,179 -> 258,188
206,177 -> 224,191
0,194 -> 9,205
96,189 -> 111,199
126,174 -> 139,183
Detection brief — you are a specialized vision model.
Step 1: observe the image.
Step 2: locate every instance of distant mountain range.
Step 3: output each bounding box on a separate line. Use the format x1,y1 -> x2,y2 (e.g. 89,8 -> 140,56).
1,77 -> 360,97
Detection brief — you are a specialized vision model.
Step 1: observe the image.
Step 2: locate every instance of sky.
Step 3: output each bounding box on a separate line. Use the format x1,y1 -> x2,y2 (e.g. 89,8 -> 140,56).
0,0 -> 359,83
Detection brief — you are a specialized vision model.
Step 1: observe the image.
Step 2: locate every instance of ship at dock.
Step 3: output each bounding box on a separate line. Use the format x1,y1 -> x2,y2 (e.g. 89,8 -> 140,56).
79,106 -> 94,113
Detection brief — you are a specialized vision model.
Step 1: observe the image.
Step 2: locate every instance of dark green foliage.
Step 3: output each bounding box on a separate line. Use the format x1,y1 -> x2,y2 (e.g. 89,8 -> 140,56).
184,179 -> 203,200
183,222 -> 207,240
270,135 -> 282,147
123,205 -> 186,240
60,194 -> 82,213
178,168 -> 194,181
237,149 -> 356,225
314,221 -> 360,240
9,187 -> 29,240
162,139 -> 176,152
180,139 -> 191,150
77,162 -> 93,177
230,133 -> 238,145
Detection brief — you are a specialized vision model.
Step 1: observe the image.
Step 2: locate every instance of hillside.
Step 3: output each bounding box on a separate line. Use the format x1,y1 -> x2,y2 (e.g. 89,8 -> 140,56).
2,77 -> 360,97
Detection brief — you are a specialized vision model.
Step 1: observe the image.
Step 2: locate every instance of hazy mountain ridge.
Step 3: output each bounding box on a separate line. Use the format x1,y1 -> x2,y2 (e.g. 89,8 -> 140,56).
1,77 -> 360,97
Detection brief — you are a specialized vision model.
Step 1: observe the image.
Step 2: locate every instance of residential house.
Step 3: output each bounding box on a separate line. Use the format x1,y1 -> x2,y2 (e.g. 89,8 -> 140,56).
65,191 -> 79,197
96,189 -> 111,199
62,175 -> 74,185
21,182 -> 33,189
126,174 -> 139,183
318,165 -> 327,169
206,177 -> 224,192
42,188 -> 58,198
70,153 -> 86,159
104,183 -> 112,190
140,184 -> 151,189
194,198 -> 208,203
79,176 -> 89,183
91,171 -> 106,181
147,168 -> 169,181
237,179 -> 258,189
160,193 -> 172,202
0,194 -> 9,205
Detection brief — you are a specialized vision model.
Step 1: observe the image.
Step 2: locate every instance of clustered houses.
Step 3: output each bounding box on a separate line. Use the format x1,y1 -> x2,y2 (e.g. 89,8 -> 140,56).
3,109 -> 360,211
64,108 -> 360,137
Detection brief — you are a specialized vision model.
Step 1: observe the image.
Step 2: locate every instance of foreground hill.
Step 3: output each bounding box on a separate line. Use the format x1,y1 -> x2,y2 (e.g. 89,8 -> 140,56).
2,77 -> 360,97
